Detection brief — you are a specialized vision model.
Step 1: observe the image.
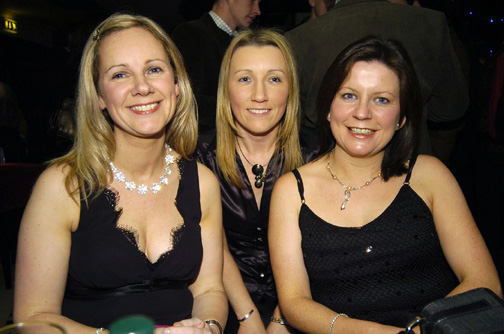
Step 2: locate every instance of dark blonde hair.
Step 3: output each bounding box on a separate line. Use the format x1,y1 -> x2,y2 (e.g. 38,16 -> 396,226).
216,29 -> 303,188
52,13 -> 197,201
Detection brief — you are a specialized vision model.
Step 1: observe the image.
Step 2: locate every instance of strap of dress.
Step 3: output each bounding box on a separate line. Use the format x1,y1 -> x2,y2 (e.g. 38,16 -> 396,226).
291,169 -> 305,203
404,154 -> 418,184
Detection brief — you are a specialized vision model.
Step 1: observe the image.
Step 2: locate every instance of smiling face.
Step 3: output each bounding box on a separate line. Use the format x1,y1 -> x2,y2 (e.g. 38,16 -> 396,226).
228,0 -> 261,29
228,45 -> 289,138
97,27 -> 179,140
329,60 -> 404,158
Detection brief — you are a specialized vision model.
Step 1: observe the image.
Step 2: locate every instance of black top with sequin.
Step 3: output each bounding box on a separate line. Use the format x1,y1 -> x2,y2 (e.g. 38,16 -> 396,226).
61,159 -> 203,328
291,159 -> 458,327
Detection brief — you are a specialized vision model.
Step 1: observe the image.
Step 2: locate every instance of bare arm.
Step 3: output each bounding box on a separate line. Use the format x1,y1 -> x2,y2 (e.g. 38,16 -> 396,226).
172,163 -> 227,334
13,165 -> 98,334
414,155 -> 502,297
222,235 -> 268,334
269,172 -> 401,334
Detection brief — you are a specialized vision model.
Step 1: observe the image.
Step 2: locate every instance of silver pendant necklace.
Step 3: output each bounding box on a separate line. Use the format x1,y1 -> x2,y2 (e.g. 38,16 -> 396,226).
326,151 -> 381,210
236,139 -> 271,189
109,144 -> 176,195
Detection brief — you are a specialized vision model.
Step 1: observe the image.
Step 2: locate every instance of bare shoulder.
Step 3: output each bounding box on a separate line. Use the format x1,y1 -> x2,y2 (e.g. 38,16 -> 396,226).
275,168 -> 298,191
409,155 -> 460,208
32,163 -> 77,200
22,163 -> 80,231
196,162 -> 221,211
274,159 -> 321,198
196,161 -> 219,189
410,155 -> 455,184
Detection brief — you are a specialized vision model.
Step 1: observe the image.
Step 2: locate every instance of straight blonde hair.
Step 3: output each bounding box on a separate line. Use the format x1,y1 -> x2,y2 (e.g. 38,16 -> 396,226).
51,13 -> 197,202
216,29 -> 303,188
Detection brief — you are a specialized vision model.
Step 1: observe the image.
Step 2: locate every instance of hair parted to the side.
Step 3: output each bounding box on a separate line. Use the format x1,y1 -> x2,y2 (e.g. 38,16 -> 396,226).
216,28 -> 303,188
50,12 -> 197,202
316,35 -> 422,181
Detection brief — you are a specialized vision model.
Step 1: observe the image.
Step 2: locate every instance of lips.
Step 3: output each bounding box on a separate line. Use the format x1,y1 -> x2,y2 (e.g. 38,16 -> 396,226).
248,108 -> 270,115
348,127 -> 375,135
129,102 -> 160,114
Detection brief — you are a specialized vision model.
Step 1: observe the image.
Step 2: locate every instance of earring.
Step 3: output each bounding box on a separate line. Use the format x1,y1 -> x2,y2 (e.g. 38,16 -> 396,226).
396,123 -> 400,128
327,113 -> 331,121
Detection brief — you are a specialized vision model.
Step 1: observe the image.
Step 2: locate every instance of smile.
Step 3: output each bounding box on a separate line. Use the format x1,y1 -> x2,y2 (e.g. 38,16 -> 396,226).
129,102 -> 160,114
349,127 -> 375,135
248,108 -> 270,115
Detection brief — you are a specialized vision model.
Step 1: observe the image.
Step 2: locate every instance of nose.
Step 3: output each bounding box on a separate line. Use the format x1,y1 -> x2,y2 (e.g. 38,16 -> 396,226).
252,1 -> 261,16
353,101 -> 372,120
252,81 -> 267,102
131,75 -> 153,96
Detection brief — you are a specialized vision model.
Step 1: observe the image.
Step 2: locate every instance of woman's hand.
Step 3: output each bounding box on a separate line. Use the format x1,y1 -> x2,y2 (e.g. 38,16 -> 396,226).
155,318 -> 213,334
266,321 -> 294,334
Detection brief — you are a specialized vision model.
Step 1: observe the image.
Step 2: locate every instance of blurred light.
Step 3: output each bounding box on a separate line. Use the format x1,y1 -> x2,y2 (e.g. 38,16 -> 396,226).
3,18 -> 17,34
490,19 -> 494,23
469,11 -> 473,15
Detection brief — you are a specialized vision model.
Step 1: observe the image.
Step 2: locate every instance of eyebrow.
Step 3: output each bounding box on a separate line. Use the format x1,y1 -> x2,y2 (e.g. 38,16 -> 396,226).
339,86 -> 396,94
104,58 -> 168,74
232,69 -> 286,75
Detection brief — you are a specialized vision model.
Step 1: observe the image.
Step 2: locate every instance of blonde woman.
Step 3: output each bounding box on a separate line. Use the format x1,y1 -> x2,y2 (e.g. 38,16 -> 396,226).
197,29 -> 316,333
14,13 -> 226,334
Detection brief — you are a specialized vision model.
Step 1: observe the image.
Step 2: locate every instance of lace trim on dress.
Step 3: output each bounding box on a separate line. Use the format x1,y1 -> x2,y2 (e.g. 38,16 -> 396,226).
116,223 -> 186,264
107,158 -> 186,264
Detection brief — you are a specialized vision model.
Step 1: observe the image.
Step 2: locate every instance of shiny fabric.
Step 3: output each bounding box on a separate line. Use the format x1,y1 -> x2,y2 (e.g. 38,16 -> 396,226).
292,159 -> 459,328
61,159 -> 203,328
196,138 -> 317,330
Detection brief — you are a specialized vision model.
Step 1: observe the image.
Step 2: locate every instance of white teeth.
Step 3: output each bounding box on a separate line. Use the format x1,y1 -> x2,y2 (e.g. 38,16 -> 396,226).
130,103 -> 158,112
350,127 -> 374,135
248,109 -> 269,114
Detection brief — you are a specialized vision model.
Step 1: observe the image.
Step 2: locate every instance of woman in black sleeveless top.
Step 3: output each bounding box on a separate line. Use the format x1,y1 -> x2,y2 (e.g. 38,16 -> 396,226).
14,13 -> 226,334
269,36 -> 501,334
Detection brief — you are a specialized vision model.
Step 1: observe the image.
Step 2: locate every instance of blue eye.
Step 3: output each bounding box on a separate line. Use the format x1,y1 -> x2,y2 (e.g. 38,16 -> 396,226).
270,77 -> 281,83
149,67 -> 163,74
239,77 -> 251,83
342,93 -> 355,100
112,73 -> 126,79
376,97 -> 390,104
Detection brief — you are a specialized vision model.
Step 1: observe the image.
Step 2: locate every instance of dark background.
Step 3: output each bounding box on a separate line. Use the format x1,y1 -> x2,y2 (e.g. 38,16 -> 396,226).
0,0 -> 502,162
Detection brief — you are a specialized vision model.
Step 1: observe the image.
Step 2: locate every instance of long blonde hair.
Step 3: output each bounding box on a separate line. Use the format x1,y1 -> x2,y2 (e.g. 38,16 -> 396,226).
51,13 -> 197,202
216,29 -> 303,188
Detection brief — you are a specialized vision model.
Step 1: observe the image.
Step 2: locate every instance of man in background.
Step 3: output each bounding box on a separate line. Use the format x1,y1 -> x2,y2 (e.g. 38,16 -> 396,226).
286,0 -> 469,155
171,0 -> 261,135
308,0 -> 335,20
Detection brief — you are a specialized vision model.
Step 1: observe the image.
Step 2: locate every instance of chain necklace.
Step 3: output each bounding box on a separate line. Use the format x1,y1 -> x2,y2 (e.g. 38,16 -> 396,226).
109,144 -> 176,195
236,139 -> 271,189
326,152 -> 382,210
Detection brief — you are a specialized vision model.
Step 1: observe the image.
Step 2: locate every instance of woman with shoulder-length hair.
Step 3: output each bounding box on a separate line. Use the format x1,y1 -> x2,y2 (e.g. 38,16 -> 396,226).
197,28 -> 316,333
269,35 -> 501,333
14,13 -> 226,334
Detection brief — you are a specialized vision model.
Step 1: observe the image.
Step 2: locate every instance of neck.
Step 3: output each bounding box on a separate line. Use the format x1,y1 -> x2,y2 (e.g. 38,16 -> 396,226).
236,131 -> 277,166
112,135 -> 168,180
212,2 -> 237,30
329,146 -> 383,180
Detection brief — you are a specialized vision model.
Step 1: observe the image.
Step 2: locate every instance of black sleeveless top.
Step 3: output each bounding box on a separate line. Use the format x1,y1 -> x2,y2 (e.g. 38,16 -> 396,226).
61,159 -> 203,327
291,157 -> 458,327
